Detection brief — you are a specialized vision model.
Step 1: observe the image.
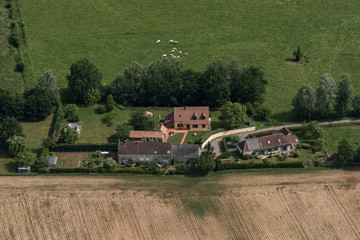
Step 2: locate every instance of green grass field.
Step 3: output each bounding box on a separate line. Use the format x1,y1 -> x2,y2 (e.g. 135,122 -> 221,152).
21,114 -> 53,149
322,125 -> 360,153
167,133 -> 184,144
18,0 -> 360,116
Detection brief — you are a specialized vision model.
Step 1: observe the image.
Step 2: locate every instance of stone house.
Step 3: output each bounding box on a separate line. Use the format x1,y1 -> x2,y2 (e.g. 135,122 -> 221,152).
164,106 -> 210,131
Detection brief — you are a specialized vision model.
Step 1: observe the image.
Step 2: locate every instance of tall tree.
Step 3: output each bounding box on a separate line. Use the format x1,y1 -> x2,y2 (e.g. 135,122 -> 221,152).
353,94 -> 360,116
335,74 -> 353,116
337,138 -> 355,163
292,84 -> 316,121
110,62 -> 145,106
6,135 -> 28,157
202,60 -> 230,107
187,143 -> 216,174
24,88 -> 53,121
0,117 -> 24,144
0,89 -> 24,121
66,58 -> 102,103
13,151 -> 37,167
219,101 -> 247,129
231,65 -> 267,105
34,70 -> 60,106
61,126 -> 79,143
105,94 -> 115,112
129,109 -> 155,131
316,73 -> 337,118
178,69 -> 201,106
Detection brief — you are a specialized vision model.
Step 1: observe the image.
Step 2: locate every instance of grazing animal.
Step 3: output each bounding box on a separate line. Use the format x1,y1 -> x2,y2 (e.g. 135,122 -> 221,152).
156,40 -> 161,44
172,48 -> 177,51
170,49 -> 175,53
168,40 -> 174,43
172,55 -> 177,59
179,51 -> 182,54
162,54 -> 167,58
185,52 -> 188,55
173,41 -> 179,44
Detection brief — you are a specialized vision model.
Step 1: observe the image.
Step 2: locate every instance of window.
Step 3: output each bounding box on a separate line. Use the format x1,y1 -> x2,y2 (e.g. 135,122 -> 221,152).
177,124 -> 181,128
179,114 -> 182,117
202,124 -> 206,128
193,124 -> 198,128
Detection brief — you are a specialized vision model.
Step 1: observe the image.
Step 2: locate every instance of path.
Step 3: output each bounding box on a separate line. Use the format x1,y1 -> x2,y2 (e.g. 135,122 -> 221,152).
210,119 -> 360,156
166,129 -> 189,144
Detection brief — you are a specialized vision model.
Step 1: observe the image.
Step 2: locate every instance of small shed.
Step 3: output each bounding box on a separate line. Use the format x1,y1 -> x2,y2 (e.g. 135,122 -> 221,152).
48,156 -> 58,167
18,166 -> 30,173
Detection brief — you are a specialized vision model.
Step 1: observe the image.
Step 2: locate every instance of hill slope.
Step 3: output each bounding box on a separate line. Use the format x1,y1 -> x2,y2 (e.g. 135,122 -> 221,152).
19,0 -> 360,114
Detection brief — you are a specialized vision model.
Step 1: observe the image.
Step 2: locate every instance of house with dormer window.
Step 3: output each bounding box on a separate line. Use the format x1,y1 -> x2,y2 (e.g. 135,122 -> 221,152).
164,106 -> 210,131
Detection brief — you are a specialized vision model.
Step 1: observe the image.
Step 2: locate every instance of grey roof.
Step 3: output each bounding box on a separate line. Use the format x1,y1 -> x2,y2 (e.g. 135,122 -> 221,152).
173,144 -> 200,158
246,139 -> 260,151
118,142 -> 173,155
48,156 -> 57,165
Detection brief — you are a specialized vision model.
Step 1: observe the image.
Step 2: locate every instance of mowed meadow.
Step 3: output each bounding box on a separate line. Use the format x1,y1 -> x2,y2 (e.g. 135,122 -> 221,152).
19,0 -> 360,115
1,169 -> 360,239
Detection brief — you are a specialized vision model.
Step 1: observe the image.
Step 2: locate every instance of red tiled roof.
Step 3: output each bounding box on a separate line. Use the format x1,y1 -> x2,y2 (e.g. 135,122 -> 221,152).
129,131 -> 164,139
174,106 -> 209,125
159,125 -> 168,135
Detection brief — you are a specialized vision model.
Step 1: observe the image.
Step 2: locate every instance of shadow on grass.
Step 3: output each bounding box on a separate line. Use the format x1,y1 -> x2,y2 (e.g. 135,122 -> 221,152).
107,134 -> 118,143
272,110 -> 296,123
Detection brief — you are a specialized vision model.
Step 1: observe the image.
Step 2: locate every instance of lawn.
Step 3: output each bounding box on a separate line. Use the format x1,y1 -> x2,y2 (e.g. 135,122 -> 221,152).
21,114 -> 53,149
19,0 -> 360,118
322,125 -> 360,154
184,131 -> 208,144
167,133 -> 184,144
76,105 -> 172,144
0,147 -> 11,174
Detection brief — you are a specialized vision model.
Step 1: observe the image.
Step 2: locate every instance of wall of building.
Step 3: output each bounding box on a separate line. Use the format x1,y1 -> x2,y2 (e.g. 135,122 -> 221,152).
118,154 -> 171,163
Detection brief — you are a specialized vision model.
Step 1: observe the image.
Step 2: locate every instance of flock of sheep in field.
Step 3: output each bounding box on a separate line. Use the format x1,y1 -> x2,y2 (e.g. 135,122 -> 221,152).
155,39 -> 188,60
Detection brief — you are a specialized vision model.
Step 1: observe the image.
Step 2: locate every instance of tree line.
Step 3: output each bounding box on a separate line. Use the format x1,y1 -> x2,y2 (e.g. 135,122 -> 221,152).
292,73 -> 359,121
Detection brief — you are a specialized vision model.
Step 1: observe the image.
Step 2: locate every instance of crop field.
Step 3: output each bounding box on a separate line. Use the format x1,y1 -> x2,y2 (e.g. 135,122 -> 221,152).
1,169 -> 360,239
18,0 -> 360,115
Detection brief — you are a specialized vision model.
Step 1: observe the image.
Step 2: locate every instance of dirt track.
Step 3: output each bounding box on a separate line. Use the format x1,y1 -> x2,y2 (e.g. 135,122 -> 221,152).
0,170 -> 360,239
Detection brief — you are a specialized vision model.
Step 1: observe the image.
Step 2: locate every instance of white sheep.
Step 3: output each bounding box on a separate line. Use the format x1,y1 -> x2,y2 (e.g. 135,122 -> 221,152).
173,41 -> 179,44
156,40 -> 161,44
162,54 -> 167,58
172,48 -> 177,51
170,49 -> 175,53
179,51 -> 182,54
168,40 -> 174,43
185,52 -> 188,55
172,55 -> 177,59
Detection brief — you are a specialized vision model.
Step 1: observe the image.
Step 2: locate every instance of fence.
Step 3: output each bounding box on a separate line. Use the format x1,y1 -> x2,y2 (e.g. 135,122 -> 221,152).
201,126 -> 255,149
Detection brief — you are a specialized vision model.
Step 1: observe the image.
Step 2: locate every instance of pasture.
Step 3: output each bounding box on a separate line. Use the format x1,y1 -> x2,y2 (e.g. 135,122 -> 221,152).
1,169 -> 360,239
18,0 -> 360,115
322,125 -> 360,153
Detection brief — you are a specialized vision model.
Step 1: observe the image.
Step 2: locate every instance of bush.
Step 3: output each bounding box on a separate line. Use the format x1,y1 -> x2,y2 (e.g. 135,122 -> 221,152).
65,104 -> 79,122
292,151 -> 300,158
242,154 -> 251,160
97,105 -> 107,114
15,62 -> 24,72
52,106 -> 64,137
222,138 -> 229,152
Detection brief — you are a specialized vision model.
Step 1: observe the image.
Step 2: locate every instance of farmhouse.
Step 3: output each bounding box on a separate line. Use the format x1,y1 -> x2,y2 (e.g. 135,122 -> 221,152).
172,144 -> 201,163
238,128 -> 298,156
164,106 -> 210,131
118,141 -> 173,164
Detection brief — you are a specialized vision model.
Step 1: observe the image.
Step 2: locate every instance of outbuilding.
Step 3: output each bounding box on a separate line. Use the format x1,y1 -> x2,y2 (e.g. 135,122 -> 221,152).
48,156 -> 58,167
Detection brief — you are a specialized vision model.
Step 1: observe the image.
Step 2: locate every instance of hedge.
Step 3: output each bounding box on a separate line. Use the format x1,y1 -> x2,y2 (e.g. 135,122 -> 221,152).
53,143 -> 118,152
218,161 -> 303,170
39,147 -> 49,162
222,138 -> 229,152
51,105 -> 65,137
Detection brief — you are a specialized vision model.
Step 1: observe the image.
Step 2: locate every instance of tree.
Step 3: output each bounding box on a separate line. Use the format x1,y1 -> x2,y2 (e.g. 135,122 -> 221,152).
42,135 -> 56,149
129,109 -> 155,131
353,94 -> 360,116
227,135 -> 241,146
34,70 -> 60,106
0,117 -> 24,144
219,101 -> 247,129
115,125 -> 133,141
13,151 -> 37,167
24,88 -> 53,121
102,113 -> 115,127
254,105 -> 272,122
178,69 -> 201,106
293,45 -> 303,62
65,104 -> 79,122
6,135 -> 28,157
187,142 -> 216,174
103,158 -> 118,171
202,60 -> 230,107
354,147 -> 360,163
337,138 -> 355,163
0,89 -> 24,121
292,84 -> 316,121
302,121 -> 326,152
66,58 -> 102,103
110,62 -> 145,106
231,65 -> 267,105
335,74 -> 353,116
84,88 -> 101,105
316,73 -> 337,118
105,94 -> 115,112
61,126 -> 79,143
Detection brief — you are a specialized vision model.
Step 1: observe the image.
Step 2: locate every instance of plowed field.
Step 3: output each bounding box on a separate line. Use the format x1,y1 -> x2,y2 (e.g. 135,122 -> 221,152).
1,169 -> 360,239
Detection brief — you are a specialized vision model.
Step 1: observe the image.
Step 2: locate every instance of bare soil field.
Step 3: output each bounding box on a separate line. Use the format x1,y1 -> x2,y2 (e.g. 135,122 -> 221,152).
0,169 -> 360,239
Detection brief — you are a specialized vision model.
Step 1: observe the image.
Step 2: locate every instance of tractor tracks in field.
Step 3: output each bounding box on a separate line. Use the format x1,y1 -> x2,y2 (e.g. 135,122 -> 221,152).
276,186 -> 310,240
324,184 -> 360,239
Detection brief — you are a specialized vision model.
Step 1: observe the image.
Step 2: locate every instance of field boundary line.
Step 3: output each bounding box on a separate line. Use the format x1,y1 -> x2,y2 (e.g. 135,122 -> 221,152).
276,186 -> 310,240
325,185 -> 360,238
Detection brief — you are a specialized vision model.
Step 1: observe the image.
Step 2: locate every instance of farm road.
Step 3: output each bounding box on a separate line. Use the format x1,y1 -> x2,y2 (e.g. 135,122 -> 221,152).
211,119 -> 360,156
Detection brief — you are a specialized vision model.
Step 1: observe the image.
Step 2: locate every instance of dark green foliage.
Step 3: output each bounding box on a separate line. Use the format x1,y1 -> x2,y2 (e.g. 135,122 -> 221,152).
84,88 -> 101,105
105,94 -> 115,112
0,89 -> 24,121
301,121 -> 326,152
35,70 -> 60,107
218,161 -> 303,170
178,70 -> 201,106
231,65 -> 267,105
97,105 -> 107,114
226,135 -> 240,146
222,138 -> 229,153
42,135 -> 56,149
254,105 -> 272,122
0,117 -> 24,144
6,135 -> 28,157
129,109 -> 155,131
337,138 -> 355,163
61,126 -> 79,143
293,45 -> 303,62
202,60 -> 230,107
66,58 -> 103,103
13,151 -> 37,167
292,84 -> 316,121
115,125 -> 133,141
187,143 -> 216,174
24,88 -> 53,121
52,106 -> 64,137
52,143 -> 118,152
335,74 -> 353,116
219,101 -> 247,129
316,73 -> 337,118
64,104 -> 79,122
352,94 -> 360,116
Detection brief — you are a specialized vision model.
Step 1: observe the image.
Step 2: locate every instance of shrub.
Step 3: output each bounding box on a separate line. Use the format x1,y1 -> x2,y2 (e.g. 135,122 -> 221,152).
97,105 -> 107,114
222,138 -> 229,152
102,113 -> 115,127
15,62 -> 24,72
65,104 -> 79,122
243,154 -> 251,160
292,151 -> 300,158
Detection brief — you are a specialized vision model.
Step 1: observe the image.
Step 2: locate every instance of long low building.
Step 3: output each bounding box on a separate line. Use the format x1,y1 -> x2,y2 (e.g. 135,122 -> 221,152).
237,128 -> 299,156
118,141 -> 201,164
